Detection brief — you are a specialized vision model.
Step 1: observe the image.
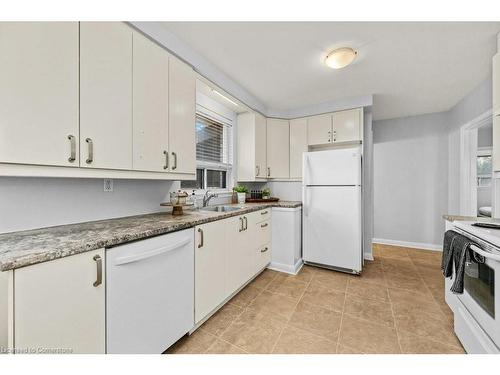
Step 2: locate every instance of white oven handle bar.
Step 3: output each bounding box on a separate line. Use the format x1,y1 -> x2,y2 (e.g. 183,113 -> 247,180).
469,244 -> 500,262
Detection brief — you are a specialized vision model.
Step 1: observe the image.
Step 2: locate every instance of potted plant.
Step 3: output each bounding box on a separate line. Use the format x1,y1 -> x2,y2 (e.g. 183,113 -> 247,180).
262,187 -> 271,199
233,185 -> 248,204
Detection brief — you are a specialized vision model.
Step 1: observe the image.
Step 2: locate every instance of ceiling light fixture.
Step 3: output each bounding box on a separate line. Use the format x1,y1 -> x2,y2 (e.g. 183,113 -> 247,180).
324,47 -> 357,69
211,89 -> 239,106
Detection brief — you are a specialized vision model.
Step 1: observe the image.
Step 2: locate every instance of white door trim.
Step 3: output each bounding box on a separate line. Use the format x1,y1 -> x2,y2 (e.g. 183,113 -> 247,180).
459,109 -> 492,217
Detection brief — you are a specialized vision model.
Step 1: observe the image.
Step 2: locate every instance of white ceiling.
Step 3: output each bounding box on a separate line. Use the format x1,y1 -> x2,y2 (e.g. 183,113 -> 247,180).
161,22 -> 500,120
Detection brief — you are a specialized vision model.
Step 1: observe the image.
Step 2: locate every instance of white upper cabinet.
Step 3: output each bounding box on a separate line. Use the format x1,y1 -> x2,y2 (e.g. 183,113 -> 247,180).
237,112 -> 267,181
493,53 -> 500,115
80,22 -> 133,170
132,31 -> 169,172
307,114 -> 332,146
289,118 -> 308,179
266,119 -> 290,179
332,108 -> 363,143
0,22 -> 79,167
168,57 -> 196,174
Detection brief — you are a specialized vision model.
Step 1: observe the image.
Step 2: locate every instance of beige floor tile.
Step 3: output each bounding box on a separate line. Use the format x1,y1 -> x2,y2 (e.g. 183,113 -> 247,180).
347,277 -> 390,302
167,329 -> 217,354
220,307 -> 285,354
395,309 -> 462,348
248,268 -> 279,290
200,303 -> 244,337
266,274 -> 308,300
228,285 -> 262,308
398,331 -> 465,354
309,268 -> 351,292
249,290 -> 299,319
385,273 -> 428,291
337,344 -> 365,354
357,264 -> 387,286
338,315 -> 401,354
300,282 -> 346,312
382,258 -> 420,279
373,245 -> 409,259
272,325 -> 337,354
292,265 -> 315,283
288,301 -> 342,341
205,338 -> 247,354
388,287 -> 445,320
344,295 -> 395,327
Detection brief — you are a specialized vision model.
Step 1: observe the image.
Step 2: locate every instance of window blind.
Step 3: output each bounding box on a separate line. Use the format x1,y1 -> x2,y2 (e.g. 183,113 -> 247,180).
195,114 -> 231,165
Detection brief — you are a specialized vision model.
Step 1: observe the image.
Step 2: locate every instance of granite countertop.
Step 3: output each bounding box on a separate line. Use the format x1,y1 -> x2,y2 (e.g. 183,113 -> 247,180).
0,201 -> 301,272
443,214 -> 500,223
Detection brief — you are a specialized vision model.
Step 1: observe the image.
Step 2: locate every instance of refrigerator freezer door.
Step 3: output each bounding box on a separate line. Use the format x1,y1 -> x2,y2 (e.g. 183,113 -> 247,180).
303,186 -> 362,272
303,147 -> 361,186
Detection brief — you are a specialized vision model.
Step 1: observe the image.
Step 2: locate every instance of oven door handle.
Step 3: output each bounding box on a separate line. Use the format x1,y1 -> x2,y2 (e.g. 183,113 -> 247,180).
470,244 -> 500,262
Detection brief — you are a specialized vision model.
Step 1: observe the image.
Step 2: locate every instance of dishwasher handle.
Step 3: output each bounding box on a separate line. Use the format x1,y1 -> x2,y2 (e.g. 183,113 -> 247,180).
113,237 -> 191,266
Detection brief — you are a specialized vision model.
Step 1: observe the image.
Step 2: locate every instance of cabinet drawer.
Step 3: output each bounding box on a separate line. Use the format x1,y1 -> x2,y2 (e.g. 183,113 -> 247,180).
257,209 -> 271,223
256,243 -> 271,271
256,220 -> 271,247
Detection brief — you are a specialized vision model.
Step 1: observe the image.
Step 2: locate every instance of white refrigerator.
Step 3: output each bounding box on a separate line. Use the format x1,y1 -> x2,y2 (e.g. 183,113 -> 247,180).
302,147 -> 362,273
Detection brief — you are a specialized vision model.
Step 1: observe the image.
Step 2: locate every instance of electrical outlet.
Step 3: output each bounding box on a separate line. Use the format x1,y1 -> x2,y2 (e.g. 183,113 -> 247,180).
104,179 -> 114,192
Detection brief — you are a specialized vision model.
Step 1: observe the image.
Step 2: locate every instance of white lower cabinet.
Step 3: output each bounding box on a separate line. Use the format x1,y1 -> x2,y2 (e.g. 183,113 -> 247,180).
195,210 -> 272,324
195,221 -> 227,323
13,249 -> 105,354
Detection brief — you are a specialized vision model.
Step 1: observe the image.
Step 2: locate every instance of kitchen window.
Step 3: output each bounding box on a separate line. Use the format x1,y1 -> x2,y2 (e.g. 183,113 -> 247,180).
477,152 -> 492,187
181,113 -> 232,191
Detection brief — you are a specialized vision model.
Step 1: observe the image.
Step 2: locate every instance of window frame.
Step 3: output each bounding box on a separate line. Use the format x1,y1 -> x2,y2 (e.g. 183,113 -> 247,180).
181,107 -> 234,195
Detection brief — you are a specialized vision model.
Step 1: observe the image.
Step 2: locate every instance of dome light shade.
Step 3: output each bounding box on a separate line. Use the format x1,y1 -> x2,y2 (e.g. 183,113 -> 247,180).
325,47 -> 357,69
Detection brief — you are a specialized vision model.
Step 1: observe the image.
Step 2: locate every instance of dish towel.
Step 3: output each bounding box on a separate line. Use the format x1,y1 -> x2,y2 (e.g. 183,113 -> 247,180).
442,230 -> 484,294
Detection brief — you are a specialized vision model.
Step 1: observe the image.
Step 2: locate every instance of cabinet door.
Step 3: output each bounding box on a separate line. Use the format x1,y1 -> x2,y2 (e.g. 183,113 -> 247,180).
255,114 -> 267,178
132,31 -> 169,172
0,22 -> 79,167
14,249 -> 105,354
333,108 -> 362,143
169,57 -> 196,174
493,53 -> 500,115
493,115 -> 500,171
307,114 -> 332,146
266,119 -> 290,179
290,118 -> 308,179
80,22 -> 133,170
225,216 -> 254,296
194,221 -> 226,323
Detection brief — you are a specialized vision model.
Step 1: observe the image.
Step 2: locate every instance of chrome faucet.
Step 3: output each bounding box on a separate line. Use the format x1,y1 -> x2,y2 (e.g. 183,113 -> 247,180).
202,190 -> 219,207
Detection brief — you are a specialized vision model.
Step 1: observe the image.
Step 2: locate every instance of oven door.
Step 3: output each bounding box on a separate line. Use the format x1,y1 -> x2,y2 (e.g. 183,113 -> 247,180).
455,246 -> 500,347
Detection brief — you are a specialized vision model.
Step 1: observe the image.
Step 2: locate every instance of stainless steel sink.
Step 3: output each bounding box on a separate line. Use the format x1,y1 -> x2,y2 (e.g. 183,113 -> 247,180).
199,205 -> 242,213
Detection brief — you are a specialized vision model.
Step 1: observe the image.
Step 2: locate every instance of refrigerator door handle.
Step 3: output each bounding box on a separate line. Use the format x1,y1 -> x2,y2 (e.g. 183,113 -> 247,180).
304,188 -> 309,217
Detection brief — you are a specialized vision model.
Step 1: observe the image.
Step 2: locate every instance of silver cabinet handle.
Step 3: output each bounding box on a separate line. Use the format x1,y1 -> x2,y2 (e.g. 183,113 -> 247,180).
261,247 -> 269,253
93,255 -> 102,287
261,210 -> 268,215
333,130 -> 337,142
197,228 -> 204,248
85,138 -> 93,164
244,216 -> 248,231
328,130 -> 332,143
261,222 -> 268,228
256,165 -> 260,176
67,135 -> 76,162
172,152 -> 177,170
239,217 -> 244,232
267,167 -> 271,177
163,150 -> 169,170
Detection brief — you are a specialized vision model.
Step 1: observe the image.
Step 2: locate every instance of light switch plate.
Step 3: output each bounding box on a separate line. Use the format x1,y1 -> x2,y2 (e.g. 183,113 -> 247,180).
104,179 -> 114,192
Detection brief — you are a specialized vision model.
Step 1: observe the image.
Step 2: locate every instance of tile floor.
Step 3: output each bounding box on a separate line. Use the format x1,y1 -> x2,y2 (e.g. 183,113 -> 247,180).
167,244 -> 465,354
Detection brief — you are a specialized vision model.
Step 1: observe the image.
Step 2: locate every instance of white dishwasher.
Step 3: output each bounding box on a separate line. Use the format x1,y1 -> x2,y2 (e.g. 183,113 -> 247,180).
106,228 -> 194,354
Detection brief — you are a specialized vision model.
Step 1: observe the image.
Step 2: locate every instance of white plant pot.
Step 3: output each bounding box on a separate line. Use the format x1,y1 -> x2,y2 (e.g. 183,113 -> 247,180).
237,192 -> 246,204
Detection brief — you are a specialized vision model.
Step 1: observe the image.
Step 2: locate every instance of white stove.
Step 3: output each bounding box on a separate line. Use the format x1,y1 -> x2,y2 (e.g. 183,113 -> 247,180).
447,220 -> 500,354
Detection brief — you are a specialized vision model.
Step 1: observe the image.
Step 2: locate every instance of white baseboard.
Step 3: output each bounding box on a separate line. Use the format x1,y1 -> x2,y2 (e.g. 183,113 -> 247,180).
268,259 -> 303,275
373,238 -> 442,252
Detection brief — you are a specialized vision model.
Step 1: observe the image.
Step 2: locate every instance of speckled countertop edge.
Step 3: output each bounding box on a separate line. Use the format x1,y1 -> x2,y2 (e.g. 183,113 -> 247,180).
442,214 -> 500,223
0,201 -> 301,271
